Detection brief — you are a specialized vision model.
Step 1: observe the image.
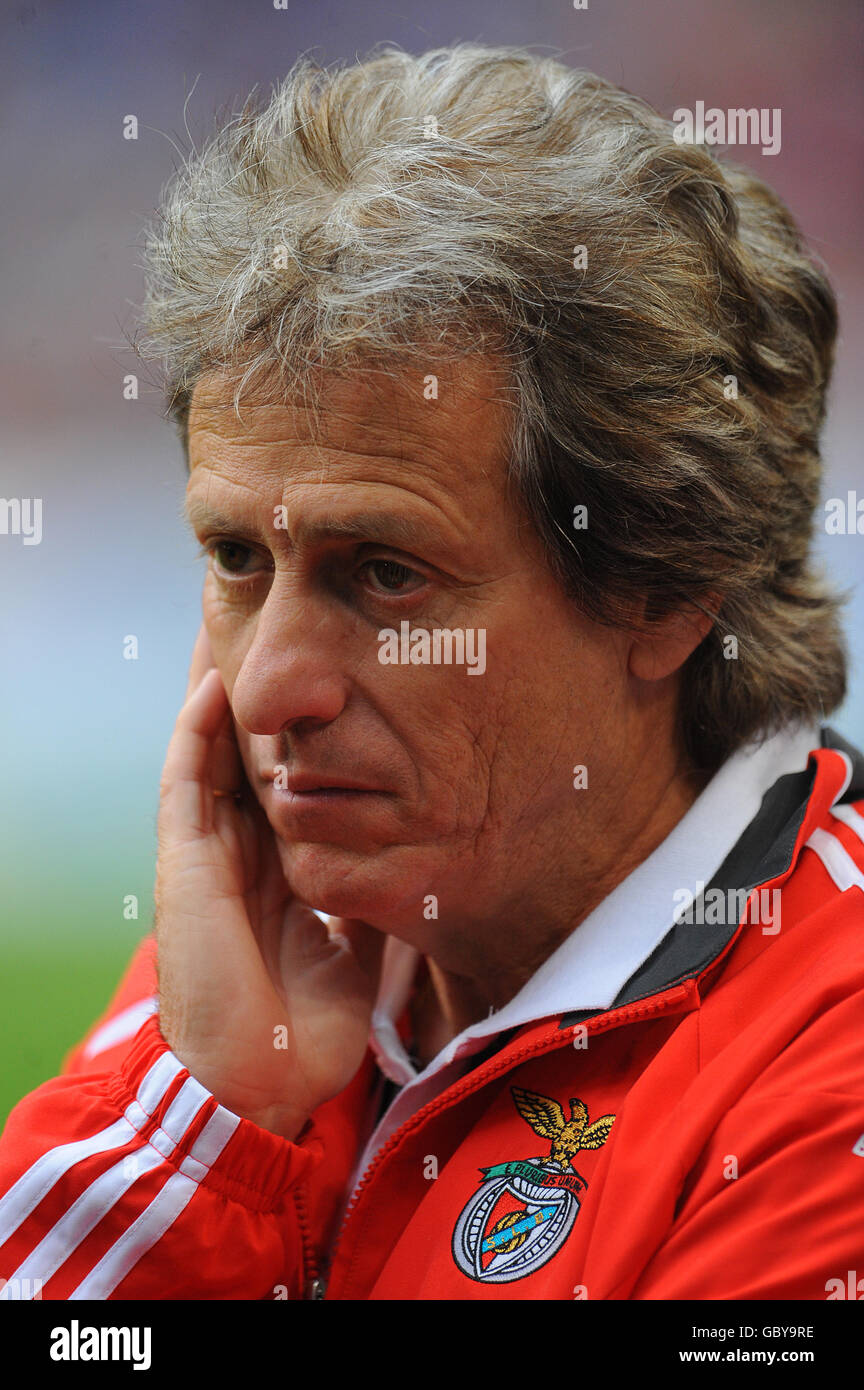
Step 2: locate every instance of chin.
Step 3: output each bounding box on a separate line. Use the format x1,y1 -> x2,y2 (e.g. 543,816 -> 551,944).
278,839 -> 441,927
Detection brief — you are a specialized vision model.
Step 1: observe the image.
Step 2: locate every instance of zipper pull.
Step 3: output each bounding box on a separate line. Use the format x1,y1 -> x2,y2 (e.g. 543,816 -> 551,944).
306,1276 -> 326,1300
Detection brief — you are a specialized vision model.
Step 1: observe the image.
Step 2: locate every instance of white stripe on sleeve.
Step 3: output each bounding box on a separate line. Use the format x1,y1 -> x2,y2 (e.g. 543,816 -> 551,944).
0,1053 -> 183,1252
0,1074 -> 212,1297
805,827 -> 864,894
831,802 -> 864,848
69,1106 -> 240,1299
0,1145 -> 168,1297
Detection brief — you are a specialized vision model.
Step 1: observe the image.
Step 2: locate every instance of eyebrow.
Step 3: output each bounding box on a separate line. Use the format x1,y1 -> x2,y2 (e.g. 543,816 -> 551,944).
183,498 -> 442,555
294,512 -> 437,552
183,499 -> 261,544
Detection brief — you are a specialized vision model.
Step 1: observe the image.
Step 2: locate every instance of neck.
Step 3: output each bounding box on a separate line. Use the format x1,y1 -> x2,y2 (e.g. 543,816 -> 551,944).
410,749 -> 709,1068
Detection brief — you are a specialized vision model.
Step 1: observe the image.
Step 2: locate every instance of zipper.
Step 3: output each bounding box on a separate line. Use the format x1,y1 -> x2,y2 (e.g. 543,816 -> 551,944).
315,981 -> 692,1297
292,1182 -> 326,1300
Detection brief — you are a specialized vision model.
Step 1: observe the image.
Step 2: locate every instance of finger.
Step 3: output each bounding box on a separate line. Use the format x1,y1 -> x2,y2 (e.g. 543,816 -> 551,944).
184,625 -> 243,794
185,623 -> 216,702
185,626 -> 243,793
210,714 -> 244,797
160,666 -> 232,834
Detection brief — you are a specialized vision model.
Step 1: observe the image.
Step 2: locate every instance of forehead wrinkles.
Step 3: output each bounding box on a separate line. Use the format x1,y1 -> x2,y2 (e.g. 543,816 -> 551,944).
186,360 -> 515,542
187,452 -> 481,563
186,355 -> 512,468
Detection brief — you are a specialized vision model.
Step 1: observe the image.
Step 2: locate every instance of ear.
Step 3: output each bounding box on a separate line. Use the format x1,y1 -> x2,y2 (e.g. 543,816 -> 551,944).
627,594 -> 721,683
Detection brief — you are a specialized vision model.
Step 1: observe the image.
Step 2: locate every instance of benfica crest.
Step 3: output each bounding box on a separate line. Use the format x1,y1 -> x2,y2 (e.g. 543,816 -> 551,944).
451,1088 -> 615,1284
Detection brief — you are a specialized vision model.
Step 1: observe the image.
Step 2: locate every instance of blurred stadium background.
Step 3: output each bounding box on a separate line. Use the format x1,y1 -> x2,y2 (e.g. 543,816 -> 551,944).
1,0 -> 862,1123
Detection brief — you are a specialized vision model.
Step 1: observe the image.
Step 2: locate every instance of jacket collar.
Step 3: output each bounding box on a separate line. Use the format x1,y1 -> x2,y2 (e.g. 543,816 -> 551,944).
559,724 -> 864,1027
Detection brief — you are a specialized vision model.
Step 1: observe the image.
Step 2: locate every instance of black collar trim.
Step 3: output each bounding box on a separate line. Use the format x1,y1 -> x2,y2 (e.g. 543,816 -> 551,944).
558,725 -> 864,1029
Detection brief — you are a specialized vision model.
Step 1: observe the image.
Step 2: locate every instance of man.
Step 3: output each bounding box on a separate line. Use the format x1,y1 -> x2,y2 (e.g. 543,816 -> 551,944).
1,44 -> 862,1300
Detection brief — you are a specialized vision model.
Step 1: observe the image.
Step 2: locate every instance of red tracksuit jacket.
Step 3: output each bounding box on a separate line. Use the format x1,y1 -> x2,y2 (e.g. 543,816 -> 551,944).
2,727 -> 864,1301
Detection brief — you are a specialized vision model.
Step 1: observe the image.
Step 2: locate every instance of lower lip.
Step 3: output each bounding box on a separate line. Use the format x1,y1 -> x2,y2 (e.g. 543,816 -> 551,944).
269,787 -> 389,817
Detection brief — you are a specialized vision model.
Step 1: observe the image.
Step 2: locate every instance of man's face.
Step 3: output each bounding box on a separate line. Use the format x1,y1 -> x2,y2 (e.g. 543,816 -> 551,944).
185,357 -> 634,961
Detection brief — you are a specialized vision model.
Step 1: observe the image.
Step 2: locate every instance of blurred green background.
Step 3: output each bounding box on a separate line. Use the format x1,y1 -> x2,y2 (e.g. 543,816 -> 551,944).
0,937 -> 143,1124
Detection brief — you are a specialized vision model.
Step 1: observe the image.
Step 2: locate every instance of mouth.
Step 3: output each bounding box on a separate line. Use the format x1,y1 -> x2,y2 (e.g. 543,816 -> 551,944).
262,767 -> 395,825
266,771 -> 389,795
264,771 -> 394,837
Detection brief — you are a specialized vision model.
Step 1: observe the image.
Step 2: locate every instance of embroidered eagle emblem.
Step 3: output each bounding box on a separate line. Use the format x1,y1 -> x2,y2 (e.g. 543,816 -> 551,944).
511,1087 -> 616,1173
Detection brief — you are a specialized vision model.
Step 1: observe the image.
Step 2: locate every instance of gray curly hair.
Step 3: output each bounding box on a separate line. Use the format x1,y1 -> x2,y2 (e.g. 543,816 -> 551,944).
136,42 -> 846,771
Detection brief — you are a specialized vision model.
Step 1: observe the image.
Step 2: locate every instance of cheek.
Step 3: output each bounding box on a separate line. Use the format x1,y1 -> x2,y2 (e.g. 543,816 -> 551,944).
394,667 -> 507,812
469,639 -> 614,798
202,587 -> 250,688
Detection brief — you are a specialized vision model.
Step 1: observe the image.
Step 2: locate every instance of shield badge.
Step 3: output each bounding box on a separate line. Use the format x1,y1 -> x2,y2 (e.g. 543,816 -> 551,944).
450,1088 -> 615,1285
452,1158 -> 582,1282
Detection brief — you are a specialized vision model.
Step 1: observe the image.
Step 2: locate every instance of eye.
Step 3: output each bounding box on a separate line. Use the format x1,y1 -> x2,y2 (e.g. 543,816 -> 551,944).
210,542 -> 252,573
359,558 -> 426,595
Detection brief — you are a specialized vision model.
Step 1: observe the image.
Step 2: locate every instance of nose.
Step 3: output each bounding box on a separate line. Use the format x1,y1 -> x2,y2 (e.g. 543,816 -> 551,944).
228,581 -> 351,736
